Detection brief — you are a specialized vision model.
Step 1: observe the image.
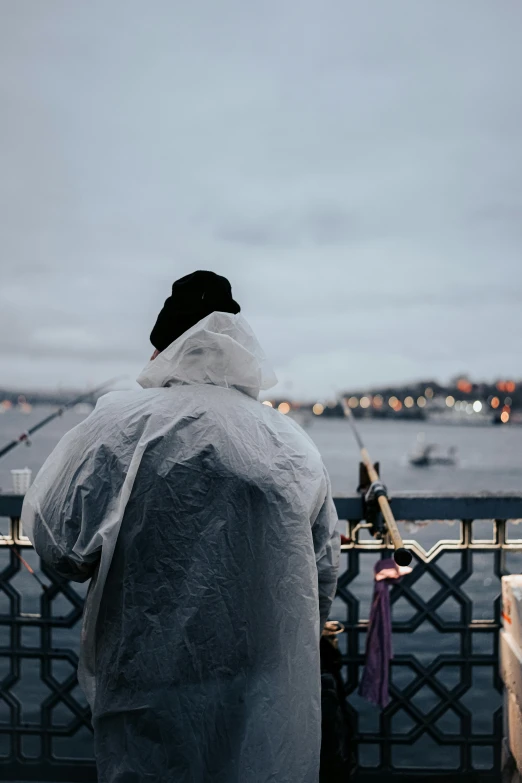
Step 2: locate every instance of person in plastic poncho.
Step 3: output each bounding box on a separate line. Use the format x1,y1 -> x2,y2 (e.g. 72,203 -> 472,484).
22,271 -> 340,783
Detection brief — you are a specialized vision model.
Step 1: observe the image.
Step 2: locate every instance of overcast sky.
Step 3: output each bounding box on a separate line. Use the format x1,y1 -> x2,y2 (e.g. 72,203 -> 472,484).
1,1 -> 521,399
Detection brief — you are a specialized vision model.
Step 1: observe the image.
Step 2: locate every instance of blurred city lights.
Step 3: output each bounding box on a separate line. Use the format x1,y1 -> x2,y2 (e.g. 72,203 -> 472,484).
457,379 -> 472,393
259,377 -> 518,422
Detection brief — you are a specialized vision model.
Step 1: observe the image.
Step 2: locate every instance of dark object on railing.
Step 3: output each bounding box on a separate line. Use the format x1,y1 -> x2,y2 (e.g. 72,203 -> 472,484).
358,460 -> 385,538
320,622 -> 356,781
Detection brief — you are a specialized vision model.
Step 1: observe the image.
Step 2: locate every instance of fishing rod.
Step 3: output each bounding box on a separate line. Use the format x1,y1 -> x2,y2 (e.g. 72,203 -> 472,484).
342,399 -> 412,567
0,376 -> 125,461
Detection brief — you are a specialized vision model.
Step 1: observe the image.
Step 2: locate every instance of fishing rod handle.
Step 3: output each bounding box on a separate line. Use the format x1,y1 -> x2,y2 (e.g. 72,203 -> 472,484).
377,494 -> 412,566
359,448 -> 412,564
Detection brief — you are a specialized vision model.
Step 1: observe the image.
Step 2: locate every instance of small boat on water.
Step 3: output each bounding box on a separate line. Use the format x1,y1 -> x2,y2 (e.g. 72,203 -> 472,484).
409,443 -> 458,467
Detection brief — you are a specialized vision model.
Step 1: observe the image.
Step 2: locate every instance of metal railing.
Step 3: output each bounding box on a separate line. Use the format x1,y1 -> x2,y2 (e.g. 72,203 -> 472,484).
1,492 -> 521,782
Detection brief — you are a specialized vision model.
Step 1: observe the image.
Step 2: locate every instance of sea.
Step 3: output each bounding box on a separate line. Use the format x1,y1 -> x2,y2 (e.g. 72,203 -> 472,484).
1,407 -> 521,767
2,405 -> 521,496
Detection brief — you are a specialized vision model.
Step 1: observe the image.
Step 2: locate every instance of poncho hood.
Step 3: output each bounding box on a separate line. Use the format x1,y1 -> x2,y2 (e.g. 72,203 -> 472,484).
137,311 -> 277,399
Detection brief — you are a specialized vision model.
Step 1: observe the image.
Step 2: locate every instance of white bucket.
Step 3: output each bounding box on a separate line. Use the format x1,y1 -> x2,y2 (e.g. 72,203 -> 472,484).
11,468 -> 32,495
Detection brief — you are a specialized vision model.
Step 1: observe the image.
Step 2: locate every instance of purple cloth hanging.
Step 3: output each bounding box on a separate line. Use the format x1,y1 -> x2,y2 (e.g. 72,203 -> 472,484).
358,558 -> 412,709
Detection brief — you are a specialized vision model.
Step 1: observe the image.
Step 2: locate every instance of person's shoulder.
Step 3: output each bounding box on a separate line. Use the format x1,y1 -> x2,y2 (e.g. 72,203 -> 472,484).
76,389 -> 178,452
281,413 -> 320,450
95,388 -> 155,406
92,388 -> 145,412
86,388 -> 167,425
246,398 -> 322,456
250,403 -> 329,496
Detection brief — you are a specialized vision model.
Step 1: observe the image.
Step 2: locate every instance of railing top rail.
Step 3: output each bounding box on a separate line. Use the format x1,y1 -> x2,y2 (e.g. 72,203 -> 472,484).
2,491 -> 522,522
333,492 -> 522,520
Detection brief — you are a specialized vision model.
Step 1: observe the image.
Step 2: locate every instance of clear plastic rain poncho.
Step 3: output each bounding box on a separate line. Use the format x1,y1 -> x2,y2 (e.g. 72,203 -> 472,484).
22,312 -> 340,783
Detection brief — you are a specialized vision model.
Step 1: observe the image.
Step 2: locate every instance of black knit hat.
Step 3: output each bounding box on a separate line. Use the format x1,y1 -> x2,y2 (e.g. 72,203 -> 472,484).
150,271 -> 241,352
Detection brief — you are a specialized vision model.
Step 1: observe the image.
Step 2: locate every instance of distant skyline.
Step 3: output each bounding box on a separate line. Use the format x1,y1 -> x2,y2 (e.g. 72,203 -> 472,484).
1,1 -> 521,398
0,376 -> 522,413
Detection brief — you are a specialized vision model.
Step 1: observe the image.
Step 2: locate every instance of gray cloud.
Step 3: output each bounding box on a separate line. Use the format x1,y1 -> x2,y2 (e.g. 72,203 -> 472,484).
0,0 -> 521,396
215,204 -> 361,248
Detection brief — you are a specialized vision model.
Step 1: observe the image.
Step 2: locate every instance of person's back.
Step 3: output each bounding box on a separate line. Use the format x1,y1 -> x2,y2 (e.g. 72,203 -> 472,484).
94,384 -> 334,781
22,272 -> 340,783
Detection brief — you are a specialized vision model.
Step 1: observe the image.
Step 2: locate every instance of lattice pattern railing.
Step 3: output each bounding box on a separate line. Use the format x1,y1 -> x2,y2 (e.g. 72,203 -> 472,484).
335,493 -> 522,782
1,493 -> 522,782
